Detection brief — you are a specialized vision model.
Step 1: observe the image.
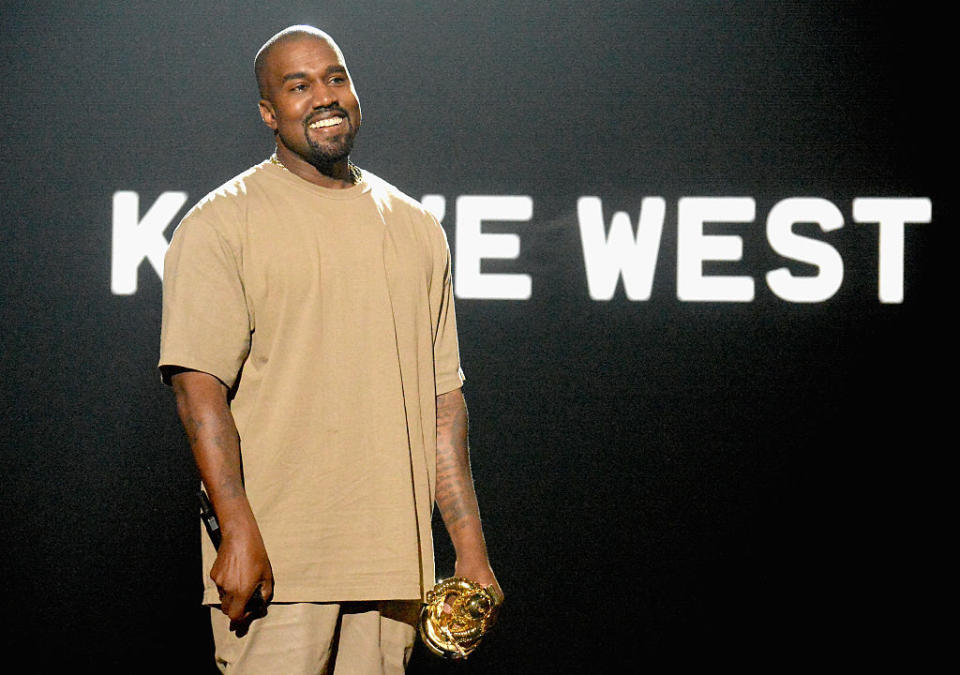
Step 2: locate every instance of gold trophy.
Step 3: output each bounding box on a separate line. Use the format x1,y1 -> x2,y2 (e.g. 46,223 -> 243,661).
419,577 -> 503,659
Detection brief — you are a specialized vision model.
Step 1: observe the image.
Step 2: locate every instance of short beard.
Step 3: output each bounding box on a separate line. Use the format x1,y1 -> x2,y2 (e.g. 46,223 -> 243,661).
304,132 -> 355,174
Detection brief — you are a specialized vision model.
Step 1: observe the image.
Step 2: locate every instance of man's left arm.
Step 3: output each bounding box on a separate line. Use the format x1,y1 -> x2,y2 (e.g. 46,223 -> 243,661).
435,388 -> 502,598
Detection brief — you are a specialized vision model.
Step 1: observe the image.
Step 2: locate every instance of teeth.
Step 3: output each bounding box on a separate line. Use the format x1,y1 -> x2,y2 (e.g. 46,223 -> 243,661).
310,117 -> 343,128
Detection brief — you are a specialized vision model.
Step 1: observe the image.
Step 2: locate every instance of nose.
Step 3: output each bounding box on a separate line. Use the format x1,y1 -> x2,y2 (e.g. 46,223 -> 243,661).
311,83 -> 337,109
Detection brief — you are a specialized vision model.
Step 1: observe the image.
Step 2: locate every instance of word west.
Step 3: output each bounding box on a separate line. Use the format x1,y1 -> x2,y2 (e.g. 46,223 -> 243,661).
112,191 -> 930,303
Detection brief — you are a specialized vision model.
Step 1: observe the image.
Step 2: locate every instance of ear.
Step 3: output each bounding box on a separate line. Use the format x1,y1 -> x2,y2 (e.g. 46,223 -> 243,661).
259,99 -> 278,131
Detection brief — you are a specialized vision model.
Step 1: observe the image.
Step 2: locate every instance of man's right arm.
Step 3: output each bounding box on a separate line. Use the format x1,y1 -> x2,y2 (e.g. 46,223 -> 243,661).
170,369 -> 274,622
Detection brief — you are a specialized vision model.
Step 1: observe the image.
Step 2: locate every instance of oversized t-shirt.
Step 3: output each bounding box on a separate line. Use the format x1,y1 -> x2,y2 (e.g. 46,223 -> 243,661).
159,159 -> 464,604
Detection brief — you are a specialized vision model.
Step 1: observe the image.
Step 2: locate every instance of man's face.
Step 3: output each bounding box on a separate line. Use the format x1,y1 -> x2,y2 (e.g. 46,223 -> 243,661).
259,37 -> 362,170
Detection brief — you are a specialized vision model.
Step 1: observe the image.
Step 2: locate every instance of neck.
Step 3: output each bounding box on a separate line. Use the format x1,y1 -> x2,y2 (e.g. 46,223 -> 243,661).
273,145 -> 359,189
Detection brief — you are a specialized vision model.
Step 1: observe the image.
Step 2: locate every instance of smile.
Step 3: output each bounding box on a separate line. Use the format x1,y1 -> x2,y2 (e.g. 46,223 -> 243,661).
309,117 -> 344,129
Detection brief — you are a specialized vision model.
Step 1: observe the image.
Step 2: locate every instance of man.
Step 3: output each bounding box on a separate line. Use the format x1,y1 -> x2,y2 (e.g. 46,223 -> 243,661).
159,25 -> 500,673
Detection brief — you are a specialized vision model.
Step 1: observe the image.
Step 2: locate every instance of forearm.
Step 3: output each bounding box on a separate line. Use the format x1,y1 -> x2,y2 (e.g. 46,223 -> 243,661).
171,369 -> 272,619
171,370 -> 255,531
435,388 -> 489,566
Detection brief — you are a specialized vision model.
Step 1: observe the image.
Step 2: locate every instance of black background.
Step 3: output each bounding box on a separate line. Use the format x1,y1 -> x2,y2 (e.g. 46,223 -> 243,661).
0,1 -> 948,671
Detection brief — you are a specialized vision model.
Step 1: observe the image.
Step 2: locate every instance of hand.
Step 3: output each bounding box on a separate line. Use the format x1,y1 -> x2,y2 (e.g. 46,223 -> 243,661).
210,522 -> 274,625
454,558 -> 503,606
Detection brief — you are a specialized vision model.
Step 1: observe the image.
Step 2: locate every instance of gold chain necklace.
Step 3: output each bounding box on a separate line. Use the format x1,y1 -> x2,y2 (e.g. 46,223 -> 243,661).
269,152 -> 363,185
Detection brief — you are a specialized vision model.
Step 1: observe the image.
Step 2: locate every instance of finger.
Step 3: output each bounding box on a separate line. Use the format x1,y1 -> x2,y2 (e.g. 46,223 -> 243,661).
442,590 -> 458,614
224,592 -> 253,622
217,587 -> 232,616
260,576 -> 275,603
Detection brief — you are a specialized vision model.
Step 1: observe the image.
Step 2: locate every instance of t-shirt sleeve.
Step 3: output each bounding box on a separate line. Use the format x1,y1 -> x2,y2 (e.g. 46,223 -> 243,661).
158,210 -> 251,388
432,222 -> 465,395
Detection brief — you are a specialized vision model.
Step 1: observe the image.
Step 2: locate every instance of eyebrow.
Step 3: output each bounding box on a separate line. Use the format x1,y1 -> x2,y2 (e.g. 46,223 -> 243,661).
281,65 -> 347,83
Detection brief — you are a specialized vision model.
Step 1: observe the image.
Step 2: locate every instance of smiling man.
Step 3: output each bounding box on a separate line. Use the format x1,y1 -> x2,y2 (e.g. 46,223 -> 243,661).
255,29 -> 362,187
159,25 -> 500,674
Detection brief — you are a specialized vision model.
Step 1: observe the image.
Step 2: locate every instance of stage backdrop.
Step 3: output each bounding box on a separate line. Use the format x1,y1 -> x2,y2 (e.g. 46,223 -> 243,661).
0,1 -> 947,670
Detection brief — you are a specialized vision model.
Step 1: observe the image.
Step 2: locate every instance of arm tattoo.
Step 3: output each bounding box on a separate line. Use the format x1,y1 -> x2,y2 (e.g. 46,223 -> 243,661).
178,392 -> 245,499
435,395 -> 480,532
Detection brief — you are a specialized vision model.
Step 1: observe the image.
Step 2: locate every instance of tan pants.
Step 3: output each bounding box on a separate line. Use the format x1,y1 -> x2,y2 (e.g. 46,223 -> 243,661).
210,601 -> 419,674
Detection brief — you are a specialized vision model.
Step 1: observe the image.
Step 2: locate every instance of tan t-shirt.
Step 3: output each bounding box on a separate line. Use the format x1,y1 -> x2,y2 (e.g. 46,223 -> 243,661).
159,160 -> 464,604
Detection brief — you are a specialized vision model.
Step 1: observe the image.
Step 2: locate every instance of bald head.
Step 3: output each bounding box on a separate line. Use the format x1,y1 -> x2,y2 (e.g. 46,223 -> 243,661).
255,25 -> 343,99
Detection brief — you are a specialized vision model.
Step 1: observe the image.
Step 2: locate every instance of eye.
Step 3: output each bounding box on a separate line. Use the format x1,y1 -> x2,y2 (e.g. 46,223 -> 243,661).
290,83 -> 307,92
